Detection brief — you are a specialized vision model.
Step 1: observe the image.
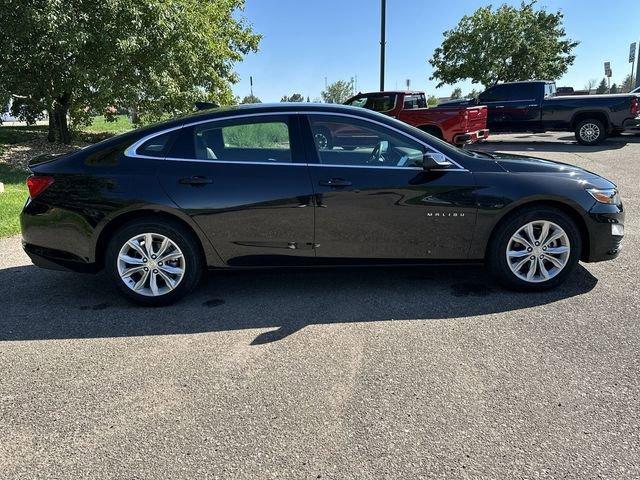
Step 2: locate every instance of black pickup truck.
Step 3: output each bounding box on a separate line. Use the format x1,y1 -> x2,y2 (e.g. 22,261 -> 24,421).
440,81 -> 640,145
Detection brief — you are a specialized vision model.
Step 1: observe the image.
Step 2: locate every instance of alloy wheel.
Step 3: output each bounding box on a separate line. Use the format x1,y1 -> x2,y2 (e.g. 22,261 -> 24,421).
117,233 -> 186,297
579,123 -> 600,143
506,220 -> 571,283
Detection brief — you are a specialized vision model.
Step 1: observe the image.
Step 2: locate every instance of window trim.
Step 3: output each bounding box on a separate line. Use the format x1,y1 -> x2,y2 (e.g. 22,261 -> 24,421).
124,111 -> 466,171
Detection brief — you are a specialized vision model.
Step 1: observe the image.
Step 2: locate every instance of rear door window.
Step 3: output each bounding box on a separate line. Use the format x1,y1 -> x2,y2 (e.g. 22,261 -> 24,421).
192,118 -> 292,163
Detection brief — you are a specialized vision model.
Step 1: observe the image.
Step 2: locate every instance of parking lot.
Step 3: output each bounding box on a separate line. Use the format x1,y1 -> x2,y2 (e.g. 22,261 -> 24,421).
1,132 -> 638,478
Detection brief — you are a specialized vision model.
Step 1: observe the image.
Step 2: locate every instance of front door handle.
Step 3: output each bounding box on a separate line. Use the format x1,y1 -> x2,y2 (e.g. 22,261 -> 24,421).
319,178 -> 352,188
179,175 -> 213,186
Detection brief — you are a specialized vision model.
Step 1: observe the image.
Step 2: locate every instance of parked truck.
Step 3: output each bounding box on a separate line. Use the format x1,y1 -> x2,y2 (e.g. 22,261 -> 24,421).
439,80 -> 640,145
342,91 -> 489,146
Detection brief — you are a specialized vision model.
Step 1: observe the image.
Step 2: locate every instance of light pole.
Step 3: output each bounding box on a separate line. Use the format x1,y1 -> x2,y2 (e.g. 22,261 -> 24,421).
380,0 -> 386,91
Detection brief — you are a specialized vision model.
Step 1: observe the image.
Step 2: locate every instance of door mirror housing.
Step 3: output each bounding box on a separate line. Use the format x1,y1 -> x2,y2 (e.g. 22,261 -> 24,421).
422,152 -> 452,170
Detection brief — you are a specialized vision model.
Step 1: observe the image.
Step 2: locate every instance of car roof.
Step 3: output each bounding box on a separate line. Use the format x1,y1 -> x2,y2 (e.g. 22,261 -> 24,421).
133,102 -> 392,132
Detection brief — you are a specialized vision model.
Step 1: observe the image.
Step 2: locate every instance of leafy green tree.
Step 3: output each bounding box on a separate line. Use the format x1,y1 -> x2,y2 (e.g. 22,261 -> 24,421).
0,1 -> 260,143
596,78 -> 608,94
427,95 -> 439,107
321,79 -> 354,104
450,88 -> 462,99
466,89 -> 480,99
429,1 -> 578,88
241,94 -> 262,104
280,93 -> 305,102
610,83 -> 618,94
621,74 -> 634,93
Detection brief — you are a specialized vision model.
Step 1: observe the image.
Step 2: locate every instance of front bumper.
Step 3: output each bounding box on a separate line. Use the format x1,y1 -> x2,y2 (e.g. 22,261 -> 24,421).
453,129 -> 490,145
583,202 -> 625,262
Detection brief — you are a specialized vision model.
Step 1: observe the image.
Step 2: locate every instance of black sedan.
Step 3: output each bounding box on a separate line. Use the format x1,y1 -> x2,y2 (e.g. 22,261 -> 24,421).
21,103 -> 624,305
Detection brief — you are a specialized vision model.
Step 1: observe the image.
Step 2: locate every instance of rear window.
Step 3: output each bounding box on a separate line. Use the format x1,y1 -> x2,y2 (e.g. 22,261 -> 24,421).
346,94 -> 397,112
403,94 -> 427,109
136,131 -> 176,158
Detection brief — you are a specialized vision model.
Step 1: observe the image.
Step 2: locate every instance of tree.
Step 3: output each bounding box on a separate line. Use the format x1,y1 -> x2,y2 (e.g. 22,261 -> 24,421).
450,88 -> 462,99
321,79 -> 354,104
427,95 -> 439,107
596,78 -> 608,94
241,94 -> 262,104
584,79 -> 597,93
429,1 -> 578,88
0,1 -> 260,143
621,74 -> 634,93
466,89 -> 480,99
610,83 -> 618,94
280,93 -> 305,102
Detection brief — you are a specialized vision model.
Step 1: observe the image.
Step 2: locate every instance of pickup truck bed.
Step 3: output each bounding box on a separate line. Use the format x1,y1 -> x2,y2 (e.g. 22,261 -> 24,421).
344,91 -> 489,146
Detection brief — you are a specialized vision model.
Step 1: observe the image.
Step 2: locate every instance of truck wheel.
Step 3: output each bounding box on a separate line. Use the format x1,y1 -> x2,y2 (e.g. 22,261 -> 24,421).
313,128 -> 333,150
575,119 -> 606,145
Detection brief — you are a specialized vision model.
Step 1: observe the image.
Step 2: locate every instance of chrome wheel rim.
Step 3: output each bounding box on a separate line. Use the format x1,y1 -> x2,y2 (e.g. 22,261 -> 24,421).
314,132 -> 328,150
117,233 -> 185,297
579,123 -> 600,143
506,220 -> 570,283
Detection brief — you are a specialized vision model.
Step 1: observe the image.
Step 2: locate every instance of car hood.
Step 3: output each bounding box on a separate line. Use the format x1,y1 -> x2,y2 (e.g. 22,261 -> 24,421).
489,152 -> 616,188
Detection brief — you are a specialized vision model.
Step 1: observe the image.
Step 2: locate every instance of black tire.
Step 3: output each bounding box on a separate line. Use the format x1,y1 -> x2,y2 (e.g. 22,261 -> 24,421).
313,128 -> 333,150
105,218 -> 204,306
487,207 -> 582,291
575,118 -> 606,145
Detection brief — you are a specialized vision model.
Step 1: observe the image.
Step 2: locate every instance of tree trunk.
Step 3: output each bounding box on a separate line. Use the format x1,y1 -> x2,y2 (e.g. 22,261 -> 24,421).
46,108 -> 56,143
130,104 -> 140,124
50,93 -> 71,144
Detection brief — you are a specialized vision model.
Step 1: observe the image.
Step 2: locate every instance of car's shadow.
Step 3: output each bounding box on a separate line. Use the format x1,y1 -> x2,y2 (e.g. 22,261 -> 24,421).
474,132 -> 640,153
1,264 -> 598,345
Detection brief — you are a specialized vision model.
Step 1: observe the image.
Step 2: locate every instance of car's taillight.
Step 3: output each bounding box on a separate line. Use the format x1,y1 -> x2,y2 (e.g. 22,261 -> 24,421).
26,175 -> 54,199
631,96 -> 639,116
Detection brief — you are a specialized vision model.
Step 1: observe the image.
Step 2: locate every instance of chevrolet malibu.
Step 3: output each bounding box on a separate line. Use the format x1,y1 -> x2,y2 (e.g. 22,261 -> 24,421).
21,103 -> 624,305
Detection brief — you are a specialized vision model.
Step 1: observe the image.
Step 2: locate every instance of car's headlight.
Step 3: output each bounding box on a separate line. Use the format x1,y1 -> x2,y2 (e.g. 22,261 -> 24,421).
587,188 -> 620,204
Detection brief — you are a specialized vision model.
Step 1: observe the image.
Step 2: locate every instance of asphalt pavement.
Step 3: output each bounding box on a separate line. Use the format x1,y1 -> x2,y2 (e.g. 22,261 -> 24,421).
1,132 -> 638,479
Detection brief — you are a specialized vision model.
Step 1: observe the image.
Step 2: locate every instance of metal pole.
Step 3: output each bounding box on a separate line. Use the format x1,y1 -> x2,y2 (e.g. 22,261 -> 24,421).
380,0 -> 386,91
636,40 -> 640,88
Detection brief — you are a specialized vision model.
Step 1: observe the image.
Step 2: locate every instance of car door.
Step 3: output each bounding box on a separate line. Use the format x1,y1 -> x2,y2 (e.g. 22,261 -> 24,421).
153,113 -> 315,266
479,83 -> 541,132
302,113 -> 477,261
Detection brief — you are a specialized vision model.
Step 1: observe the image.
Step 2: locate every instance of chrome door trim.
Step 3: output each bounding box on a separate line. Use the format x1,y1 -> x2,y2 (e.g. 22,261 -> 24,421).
124,110 -> 468,171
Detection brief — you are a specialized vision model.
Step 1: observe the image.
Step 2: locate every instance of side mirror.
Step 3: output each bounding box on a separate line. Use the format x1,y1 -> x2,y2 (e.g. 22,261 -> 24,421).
422,152 -> 452,170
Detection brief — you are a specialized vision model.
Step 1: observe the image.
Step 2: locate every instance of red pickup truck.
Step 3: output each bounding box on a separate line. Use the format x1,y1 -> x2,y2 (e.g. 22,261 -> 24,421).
343,91 -> 489,145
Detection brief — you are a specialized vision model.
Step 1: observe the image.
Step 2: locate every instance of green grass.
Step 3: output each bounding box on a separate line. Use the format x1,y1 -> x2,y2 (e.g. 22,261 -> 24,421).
83,115 -> 134,134
0,163 -> 28,238
0,116 -> 135,238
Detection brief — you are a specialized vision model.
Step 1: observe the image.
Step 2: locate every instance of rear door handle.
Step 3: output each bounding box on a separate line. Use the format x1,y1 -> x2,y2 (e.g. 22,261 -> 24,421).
319,178 -> 352,188
179,175 -> 213,186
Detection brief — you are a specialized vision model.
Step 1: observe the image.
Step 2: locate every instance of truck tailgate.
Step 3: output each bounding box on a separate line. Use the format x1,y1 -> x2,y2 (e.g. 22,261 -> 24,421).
464,105 -> 488,132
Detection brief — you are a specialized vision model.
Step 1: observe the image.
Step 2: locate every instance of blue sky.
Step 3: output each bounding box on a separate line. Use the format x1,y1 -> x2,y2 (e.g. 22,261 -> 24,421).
231,0 -> 640,101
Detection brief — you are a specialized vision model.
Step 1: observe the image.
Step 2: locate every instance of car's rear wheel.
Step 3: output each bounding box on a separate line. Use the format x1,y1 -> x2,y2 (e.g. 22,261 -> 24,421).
105,218 -> 203,306
575,118 -> 606,145
488,208 -> 581,291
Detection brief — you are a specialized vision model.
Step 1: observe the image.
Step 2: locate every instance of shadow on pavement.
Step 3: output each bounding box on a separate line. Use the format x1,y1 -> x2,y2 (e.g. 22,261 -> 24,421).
1,263 -> 598,345
475,133 -> 640,153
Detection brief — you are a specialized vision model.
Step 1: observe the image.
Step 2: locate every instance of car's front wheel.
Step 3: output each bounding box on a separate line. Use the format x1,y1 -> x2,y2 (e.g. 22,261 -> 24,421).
488,208 -> 581,291
105,218 -> 203,306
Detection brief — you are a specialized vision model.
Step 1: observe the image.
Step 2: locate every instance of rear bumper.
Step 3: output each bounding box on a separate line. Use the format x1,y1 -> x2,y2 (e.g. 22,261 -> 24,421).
453,129 -> 490,145
583,202 -> 625,262
622,117 -> 640,129
22,241 -> 98,273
